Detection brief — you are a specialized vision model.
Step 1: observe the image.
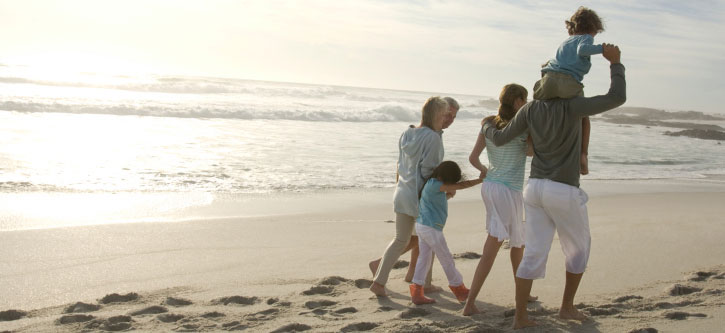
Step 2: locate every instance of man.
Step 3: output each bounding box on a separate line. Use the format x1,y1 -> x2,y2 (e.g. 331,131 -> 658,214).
483,44 -> 625,329
442,97 -> 459,129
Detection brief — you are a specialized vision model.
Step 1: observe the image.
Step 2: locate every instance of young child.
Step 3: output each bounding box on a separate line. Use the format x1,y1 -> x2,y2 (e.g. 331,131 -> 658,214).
533,6 -> 606,175
409,161 -> 482,305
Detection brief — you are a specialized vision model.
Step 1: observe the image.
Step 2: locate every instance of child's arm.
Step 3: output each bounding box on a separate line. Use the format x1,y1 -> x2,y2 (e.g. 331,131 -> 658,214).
439,178 -> 483,194
469,132 -> 488,178
577,34 -> 603,57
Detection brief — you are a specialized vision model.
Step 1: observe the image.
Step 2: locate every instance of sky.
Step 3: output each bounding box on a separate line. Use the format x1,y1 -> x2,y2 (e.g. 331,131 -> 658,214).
1,0 -> 724,113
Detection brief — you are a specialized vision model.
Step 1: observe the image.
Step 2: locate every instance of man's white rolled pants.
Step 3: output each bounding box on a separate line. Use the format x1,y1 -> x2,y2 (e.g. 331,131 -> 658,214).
516,178 -> 591,280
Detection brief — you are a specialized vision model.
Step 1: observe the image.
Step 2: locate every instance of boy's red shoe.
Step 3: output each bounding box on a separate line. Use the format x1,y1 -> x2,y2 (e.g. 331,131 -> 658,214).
409,284 -> 435,305
449,284 -> 470,302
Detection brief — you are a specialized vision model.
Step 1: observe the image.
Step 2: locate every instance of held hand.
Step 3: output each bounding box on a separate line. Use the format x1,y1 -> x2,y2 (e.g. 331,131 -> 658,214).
602,43 -> 621,64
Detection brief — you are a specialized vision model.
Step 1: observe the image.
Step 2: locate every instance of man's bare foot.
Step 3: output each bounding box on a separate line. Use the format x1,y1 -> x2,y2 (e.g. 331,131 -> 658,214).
462,303 -> 481,316
528,295 -> 539,302
580,154 -> 589,175
424,284 -> 443,293
368,259 -> 380,277
513,317 -> 538,329
559,307 -> 588,321
369,282 -> 387,297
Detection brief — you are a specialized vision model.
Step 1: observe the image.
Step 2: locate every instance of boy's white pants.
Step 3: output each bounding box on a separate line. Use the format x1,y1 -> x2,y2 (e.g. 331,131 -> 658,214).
412,223 -> 463,287
516,178 -> 591,280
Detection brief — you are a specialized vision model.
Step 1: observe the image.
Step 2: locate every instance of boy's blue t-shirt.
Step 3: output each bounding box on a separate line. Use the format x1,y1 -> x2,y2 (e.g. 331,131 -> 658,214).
542,34 -> 603,82
416,178 -> 448,231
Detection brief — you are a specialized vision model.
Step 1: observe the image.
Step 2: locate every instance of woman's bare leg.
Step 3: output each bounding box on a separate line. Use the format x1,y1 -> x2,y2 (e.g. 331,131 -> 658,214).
462,235 -> 503,316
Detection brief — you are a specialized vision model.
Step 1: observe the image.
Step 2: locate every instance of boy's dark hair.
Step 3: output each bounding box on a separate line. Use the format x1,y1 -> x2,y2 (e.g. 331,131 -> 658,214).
566,6 -> 604,35
430,161 -> 462,184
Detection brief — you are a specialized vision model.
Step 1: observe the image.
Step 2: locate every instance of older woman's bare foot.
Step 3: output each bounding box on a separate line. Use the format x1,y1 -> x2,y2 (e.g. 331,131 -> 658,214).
368,259 -> 380,277
513,316 -> 538,329
424,284 -> 443,293
462,302 -> 481,316
528,295 -> 539,302
559,307 -> 588,321
369,282 -> 387,297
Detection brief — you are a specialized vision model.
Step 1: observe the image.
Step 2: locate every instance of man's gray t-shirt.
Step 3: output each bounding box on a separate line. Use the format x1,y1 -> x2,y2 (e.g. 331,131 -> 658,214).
484,64 -> 626,188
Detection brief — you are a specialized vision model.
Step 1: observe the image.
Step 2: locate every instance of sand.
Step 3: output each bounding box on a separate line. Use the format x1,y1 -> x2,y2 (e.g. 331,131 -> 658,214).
1,178 -> 724,332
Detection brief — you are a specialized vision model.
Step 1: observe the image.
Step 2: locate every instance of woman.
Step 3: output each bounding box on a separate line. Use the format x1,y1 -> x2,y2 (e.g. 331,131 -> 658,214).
463,84 -> 536,316
369,96 -> 450,297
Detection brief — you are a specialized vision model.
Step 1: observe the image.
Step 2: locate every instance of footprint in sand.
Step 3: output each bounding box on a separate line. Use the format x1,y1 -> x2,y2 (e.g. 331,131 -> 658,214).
201,311 -> 226,318
628,329 -> 658,333
99,292 -> 139,304
355,279 -> 373,289
319,276 -> 350,286
398,308 -> 430,319
129,305 -> 168,316
222,320 -> 248,331
57,314 -> 95,324
0,309 -> 27,321
664,311 -> 707,320
212,296 -> 259,306
341,322 -> 378,332
63,302 -> 101,313
666,284 -> 702,296
302,285 -> 334,296
334,307 -> 358,314
393,260 -> 409,269
613,295 -> 643,303
586,306 -> 621,316
304,300 -> 337,309
165,297 -> 193,307
685,271 -> 718,282
157,313 -> 185,323
270,323 -> 313,333
84,315 -> 133,331
246,308 -> 280,321
453,252 -> 481,260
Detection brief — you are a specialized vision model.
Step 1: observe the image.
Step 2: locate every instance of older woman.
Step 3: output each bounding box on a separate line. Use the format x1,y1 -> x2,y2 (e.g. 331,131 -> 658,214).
369,96 -> 450,297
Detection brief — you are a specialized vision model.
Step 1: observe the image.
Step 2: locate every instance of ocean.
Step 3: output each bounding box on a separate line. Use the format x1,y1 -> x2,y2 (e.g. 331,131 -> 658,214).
1,65 -> 724,230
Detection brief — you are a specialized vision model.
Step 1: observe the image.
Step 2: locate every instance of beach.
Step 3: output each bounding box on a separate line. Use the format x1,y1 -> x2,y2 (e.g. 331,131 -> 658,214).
2,178 -> 725,332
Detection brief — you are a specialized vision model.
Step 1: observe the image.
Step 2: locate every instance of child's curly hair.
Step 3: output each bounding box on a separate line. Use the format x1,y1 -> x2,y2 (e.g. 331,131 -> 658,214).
566,6 -> 604,35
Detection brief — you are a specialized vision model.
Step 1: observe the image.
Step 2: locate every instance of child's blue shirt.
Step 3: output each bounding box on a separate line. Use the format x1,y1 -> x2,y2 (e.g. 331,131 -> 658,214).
542,34 -> 603,83
416,178 -> 447,231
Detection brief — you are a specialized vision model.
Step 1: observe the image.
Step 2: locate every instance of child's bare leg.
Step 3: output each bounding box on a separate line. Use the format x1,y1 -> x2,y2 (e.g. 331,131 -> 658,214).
463,235 -> 503,316
405,236 -> 419,282
510,247 -> 538,302
580,117 -> 590,175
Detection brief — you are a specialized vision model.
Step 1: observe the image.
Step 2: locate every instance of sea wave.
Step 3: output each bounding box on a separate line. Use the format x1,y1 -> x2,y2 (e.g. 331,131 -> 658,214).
0,101 -> 487,122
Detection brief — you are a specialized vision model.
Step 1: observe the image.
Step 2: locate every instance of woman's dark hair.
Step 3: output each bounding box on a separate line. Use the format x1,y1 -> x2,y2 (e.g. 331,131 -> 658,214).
431,161 -> 462,184
483,84 -> 528,130
566,6 -> 604,35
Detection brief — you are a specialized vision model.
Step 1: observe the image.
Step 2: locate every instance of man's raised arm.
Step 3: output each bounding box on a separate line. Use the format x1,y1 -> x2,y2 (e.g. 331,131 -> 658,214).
570,43 -> 627,117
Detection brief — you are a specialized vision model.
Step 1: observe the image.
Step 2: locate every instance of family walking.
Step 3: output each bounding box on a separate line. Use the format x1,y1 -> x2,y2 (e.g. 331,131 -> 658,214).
368,7 -> 626,329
